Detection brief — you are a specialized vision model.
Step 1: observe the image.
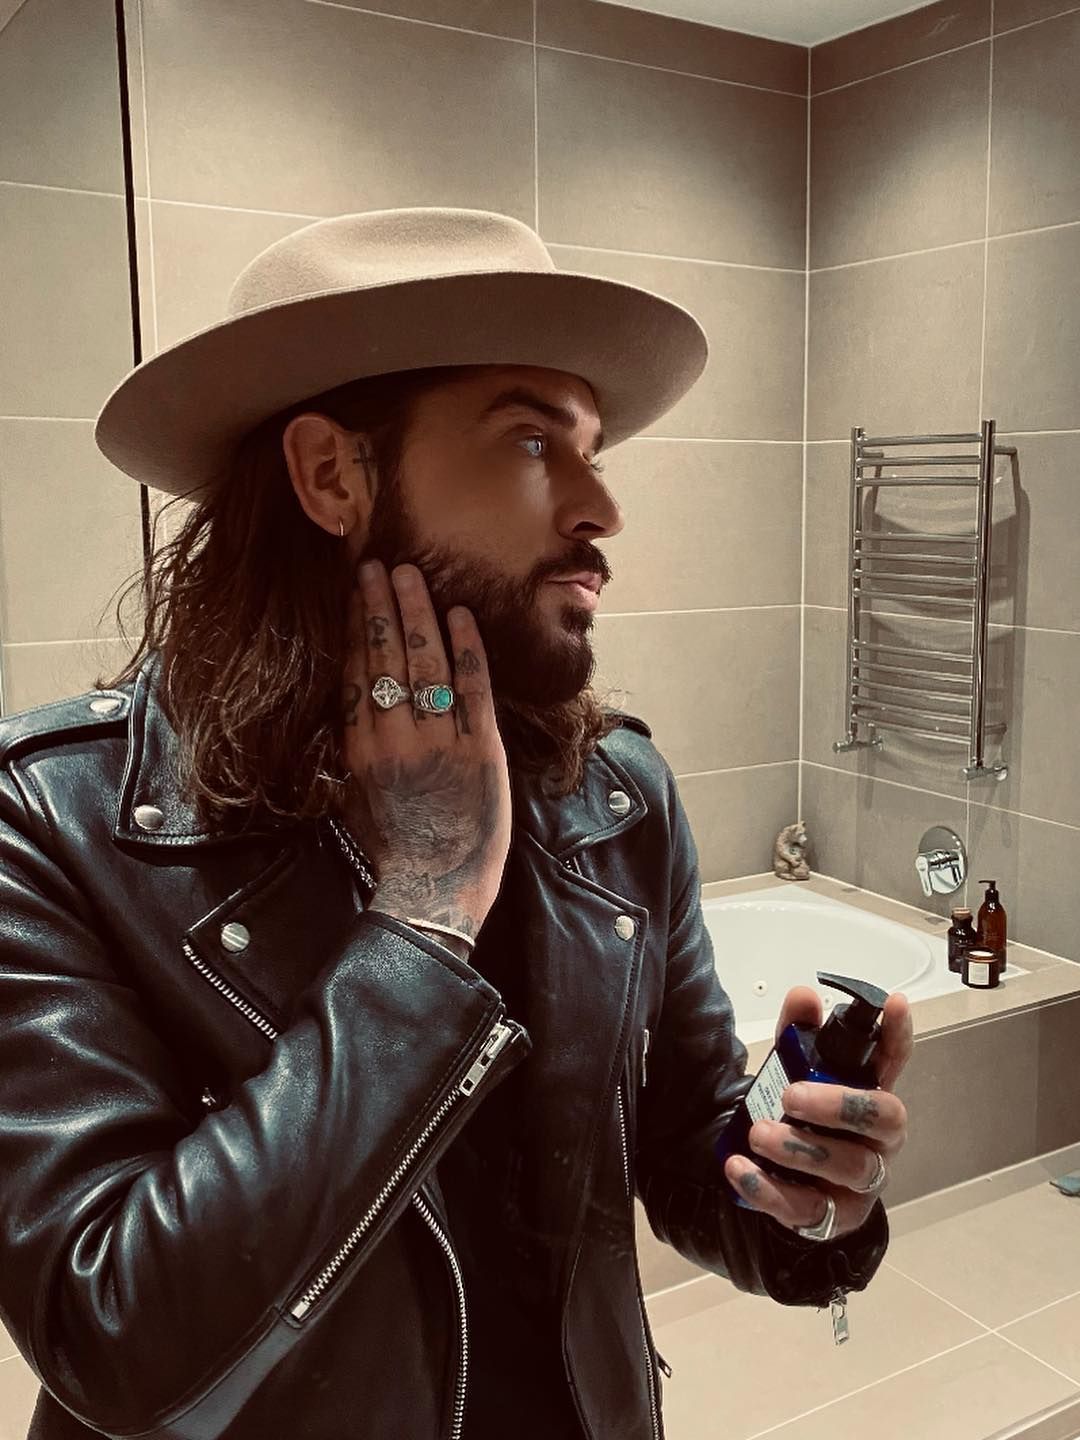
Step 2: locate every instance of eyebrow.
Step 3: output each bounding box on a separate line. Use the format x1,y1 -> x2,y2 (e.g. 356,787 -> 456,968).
477,387 -> 604,455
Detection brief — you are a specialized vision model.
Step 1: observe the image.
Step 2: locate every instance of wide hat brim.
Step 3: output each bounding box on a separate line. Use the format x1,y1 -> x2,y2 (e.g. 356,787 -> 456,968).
94,268 -> 708,498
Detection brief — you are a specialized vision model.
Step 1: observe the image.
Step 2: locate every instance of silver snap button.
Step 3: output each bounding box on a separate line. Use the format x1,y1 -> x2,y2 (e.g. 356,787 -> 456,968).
614,915 -> 636,941
608,790 -> 631,815
200,1086 -> 218,1111
89,696 -> 121,714
133,804 -> 164,831
220,922 -> 250,954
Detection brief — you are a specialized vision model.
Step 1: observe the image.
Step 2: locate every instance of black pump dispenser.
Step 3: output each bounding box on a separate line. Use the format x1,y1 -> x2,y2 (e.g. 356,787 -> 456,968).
815,972 -> 889,1075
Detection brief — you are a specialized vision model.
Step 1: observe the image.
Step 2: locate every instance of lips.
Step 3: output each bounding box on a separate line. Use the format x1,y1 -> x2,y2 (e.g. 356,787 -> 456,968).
552,572 -> 601,593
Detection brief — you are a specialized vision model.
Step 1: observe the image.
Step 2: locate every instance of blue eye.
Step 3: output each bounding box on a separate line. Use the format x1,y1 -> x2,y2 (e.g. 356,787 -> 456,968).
517,434 -> 605,475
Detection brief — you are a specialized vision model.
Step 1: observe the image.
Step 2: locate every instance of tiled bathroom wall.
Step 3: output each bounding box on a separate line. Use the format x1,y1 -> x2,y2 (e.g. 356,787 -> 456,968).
0,0 -> 810,884
802,0 -> 1080,961
1,0 -> 1077,951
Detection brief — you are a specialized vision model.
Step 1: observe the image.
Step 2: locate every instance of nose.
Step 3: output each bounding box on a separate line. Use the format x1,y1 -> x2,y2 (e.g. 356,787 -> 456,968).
558,463 -> 624,542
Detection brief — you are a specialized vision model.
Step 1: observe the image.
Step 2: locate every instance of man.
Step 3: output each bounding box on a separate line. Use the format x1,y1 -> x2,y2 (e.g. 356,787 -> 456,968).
0,208 -> 909,1440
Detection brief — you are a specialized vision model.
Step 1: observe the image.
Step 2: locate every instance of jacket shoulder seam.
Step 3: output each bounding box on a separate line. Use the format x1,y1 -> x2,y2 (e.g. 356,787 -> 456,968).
0,689 -> 131,772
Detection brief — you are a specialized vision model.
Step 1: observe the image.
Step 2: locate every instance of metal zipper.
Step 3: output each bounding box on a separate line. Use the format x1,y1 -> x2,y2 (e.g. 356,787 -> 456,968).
617,1074 -> 661,1440
181,937 -> 280,1040
180,930 -> 519,1339
287,1017 -> 517,1321
642,1026 -> 649,1089
412,1190 -> 471,1440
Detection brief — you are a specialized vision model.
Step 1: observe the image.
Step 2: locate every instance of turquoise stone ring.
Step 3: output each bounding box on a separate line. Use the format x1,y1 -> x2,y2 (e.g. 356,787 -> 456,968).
413,683 -> 455,714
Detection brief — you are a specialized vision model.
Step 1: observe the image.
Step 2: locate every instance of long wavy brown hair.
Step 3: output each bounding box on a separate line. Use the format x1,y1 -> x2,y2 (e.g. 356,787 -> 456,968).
95,365 -> 624,834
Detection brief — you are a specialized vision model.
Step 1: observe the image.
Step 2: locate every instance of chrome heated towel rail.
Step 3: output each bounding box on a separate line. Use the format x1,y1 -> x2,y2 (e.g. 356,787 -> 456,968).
833,420 -> 1016,782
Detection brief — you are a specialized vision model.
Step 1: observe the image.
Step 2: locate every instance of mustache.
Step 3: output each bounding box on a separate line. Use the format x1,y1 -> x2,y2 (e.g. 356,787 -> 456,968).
542,549 -> 611,586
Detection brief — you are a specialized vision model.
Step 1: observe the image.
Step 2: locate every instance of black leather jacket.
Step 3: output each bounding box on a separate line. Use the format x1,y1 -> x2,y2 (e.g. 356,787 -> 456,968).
0,649 -> 887,1440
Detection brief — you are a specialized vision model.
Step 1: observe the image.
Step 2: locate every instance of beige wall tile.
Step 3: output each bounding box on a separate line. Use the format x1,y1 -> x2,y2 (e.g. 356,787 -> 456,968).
591,608 -> 800,776
996,433 -> 1080,634
0,420 -> 144,644
799,763 -> 968,915
0,186 -> 132,420
984,226 -> 1080,432
803,442 -> 849,610
539,0 -> 807,94
757,1335 -> 1075,1440
807,245 -> 985,441
995,0 -> 1080,31
968,799 -> 1080,960
811,0 -> 990,93
1,638 -> 135,713
0,0 -> 124,192
990,9 -> 1080,235
145,202 -> 316,352
538,46 -> 807,270
0,1350 -> 45,1440
810,43 -> 990,269
600,441 -> 802,615
328,0 -> 532,41
139,0 -> 537,215
886,1003 -> 1071,1203
675,763 -> 798,883
554,245 -> 805,442
972,625 -> 1080,831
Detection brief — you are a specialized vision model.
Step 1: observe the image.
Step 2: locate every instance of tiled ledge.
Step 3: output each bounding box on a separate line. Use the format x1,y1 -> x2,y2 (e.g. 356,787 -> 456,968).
699,870 -> 1079,1063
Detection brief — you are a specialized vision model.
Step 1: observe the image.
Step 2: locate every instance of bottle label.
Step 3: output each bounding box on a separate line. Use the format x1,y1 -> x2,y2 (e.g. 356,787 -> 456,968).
746,1048 -> 794,1126
967,959 -> 991,986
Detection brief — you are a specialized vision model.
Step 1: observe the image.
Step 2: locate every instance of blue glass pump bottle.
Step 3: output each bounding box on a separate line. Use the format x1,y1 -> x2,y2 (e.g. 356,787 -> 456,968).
714,971 -> 890,1209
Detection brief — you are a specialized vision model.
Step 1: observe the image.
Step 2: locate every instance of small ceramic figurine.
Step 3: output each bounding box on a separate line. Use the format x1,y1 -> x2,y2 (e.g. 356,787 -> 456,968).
773,820 -> 810,880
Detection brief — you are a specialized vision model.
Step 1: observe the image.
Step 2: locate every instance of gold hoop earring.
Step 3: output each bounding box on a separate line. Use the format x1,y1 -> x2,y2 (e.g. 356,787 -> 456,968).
338,517 -> 345,539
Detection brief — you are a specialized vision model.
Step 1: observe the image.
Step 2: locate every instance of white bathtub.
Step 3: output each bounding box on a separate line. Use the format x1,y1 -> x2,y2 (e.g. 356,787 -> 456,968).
702,886 -> 1028,1046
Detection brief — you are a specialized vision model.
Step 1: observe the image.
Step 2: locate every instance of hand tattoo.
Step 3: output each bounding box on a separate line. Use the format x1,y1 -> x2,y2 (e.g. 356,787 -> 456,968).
343,682 -> 363,727
839,1092 -> 880,1132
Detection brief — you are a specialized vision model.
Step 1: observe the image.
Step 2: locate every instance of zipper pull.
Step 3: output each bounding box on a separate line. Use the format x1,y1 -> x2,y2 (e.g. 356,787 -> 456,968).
642,1026 -> 650,1089
656,1349 -> 672,1378
830,1286 -> 849,1345
459,1019 -> 514,1097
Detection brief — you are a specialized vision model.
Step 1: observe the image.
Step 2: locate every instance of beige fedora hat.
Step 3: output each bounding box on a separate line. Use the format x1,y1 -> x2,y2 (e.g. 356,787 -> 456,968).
94,205 -> 709,499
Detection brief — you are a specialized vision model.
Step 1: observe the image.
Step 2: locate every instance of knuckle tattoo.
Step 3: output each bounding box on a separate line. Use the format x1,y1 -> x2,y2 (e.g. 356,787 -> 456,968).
839,1091 -> 880,1132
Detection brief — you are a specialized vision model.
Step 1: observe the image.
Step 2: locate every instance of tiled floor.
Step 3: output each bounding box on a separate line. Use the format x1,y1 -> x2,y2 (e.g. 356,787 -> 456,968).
3,1146 -> 1078,1439
646,1140 -> 1080,1440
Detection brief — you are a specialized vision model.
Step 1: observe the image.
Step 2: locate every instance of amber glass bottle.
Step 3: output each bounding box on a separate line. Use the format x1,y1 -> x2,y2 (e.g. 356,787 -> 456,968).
947,908 -> 977,974
976,880 -> 1007,979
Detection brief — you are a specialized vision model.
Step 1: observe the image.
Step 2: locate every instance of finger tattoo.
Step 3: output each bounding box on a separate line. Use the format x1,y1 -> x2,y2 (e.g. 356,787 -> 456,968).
343,683 -> 363,727
368,615 -> 389,650
457,649 -> 481,676
839,1092 -> 880,1131
782,1136 -> 830,1165
407,629 -> 427,649
739,1169 -> 763,1199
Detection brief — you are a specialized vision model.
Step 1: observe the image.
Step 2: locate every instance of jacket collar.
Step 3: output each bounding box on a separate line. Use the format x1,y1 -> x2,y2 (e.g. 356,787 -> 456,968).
113,649 -> 648,860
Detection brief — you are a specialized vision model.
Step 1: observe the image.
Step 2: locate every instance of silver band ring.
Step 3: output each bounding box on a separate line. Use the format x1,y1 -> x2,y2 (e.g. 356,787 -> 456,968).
413,683 -> 456,715
849,1149 -> 887,1195
370,675 -> 413,710
793,1192 -> 838,1243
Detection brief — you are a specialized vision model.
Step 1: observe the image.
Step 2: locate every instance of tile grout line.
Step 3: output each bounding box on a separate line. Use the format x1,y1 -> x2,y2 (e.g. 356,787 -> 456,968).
801,758 -> 1080,836
967,0 -> 996,905
797,54 -> 811,826
739,1334 -> 992,1440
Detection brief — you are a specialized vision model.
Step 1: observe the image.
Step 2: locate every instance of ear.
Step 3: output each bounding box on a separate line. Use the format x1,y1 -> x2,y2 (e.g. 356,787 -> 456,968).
282,414 -> 375,539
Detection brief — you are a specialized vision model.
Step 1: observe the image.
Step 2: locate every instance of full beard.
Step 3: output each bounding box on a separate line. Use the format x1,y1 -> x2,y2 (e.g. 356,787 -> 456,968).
360,483 -> 604,708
